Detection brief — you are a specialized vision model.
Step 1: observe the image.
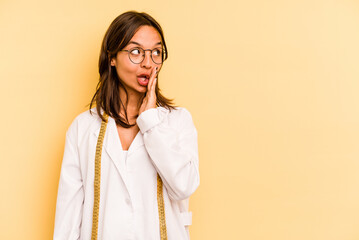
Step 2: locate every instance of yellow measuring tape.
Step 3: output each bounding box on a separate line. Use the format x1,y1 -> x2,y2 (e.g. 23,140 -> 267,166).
91,112 -> 168,240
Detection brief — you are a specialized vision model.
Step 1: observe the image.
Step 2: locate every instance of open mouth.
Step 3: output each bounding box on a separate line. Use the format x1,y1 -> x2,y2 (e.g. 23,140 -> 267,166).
138,74 -> 150,80
137,74 -> 150,86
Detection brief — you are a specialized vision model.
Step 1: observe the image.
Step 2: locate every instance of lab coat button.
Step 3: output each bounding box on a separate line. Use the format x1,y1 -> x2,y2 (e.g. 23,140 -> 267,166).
125,198 -> 131,205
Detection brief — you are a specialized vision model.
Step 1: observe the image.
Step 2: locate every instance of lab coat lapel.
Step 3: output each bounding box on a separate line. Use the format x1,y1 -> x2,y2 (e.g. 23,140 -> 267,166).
92,115 -> 144,193
92,116 -> 130,194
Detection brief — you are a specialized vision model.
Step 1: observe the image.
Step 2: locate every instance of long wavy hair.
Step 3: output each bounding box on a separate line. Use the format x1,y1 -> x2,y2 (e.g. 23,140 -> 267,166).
88,11 -> 177,128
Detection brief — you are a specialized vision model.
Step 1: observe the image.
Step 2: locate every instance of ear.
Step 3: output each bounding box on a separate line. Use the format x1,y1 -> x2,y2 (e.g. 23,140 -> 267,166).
110,58 -> 116,66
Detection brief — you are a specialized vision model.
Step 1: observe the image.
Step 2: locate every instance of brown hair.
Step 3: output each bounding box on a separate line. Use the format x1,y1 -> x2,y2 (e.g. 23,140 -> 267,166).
88,11 -> 178,128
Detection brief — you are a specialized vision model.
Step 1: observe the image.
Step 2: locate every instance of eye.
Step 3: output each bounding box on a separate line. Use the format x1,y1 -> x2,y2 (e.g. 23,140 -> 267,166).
153,48 -> 162,56
130,48 -> 141,55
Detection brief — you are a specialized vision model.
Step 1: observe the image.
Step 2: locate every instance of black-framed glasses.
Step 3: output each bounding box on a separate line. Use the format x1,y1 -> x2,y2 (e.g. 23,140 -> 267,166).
120,47 -> 166,64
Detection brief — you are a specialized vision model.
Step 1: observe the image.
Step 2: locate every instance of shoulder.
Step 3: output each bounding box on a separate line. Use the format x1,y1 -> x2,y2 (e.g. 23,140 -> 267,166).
66,107 -> 102,138
160,106 -> 196,129
74,107 -> 101,123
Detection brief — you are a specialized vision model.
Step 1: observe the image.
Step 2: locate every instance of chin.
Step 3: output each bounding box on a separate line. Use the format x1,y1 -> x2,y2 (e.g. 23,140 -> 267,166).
135,84 -> 148,93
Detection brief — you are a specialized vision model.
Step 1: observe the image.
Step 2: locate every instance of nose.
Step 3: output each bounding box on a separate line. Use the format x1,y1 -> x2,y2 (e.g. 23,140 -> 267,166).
140,50 -> 153,69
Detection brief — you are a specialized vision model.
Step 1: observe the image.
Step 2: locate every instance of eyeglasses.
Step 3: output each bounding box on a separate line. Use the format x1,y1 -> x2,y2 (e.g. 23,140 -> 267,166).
120,47 -> 166,65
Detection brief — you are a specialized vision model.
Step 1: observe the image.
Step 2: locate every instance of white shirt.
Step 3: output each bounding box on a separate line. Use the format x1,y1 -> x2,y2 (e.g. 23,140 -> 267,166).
53,106 -> 200,240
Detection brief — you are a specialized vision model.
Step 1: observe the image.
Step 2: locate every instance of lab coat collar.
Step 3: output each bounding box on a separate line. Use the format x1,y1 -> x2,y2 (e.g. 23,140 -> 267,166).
91,110 -> 145,153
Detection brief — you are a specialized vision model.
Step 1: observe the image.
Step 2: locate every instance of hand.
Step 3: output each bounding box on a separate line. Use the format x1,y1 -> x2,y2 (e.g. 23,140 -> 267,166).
138,66 -> 158,116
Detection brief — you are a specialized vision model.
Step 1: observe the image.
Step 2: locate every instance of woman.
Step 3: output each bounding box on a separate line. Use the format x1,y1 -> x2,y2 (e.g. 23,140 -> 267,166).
53,11 -> 200,240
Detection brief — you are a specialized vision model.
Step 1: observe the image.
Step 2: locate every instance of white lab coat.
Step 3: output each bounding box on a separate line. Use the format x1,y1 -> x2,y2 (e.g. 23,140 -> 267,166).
53,106 -> 200,240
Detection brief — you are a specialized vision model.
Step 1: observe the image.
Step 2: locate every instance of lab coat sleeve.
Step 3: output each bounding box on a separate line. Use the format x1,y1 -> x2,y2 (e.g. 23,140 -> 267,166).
136,107 -> 200,201
53,119 -> 83,240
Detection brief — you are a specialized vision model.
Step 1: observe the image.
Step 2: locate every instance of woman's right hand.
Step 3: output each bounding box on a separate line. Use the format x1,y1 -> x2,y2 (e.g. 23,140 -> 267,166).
139,66 -> 158,116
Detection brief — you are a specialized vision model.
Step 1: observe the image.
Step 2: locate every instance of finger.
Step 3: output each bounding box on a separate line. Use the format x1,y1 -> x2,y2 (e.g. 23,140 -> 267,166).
147,68 -> 155,92
151,78 -> 157,93
151,67 -> 158,92
148,67 -> 158,92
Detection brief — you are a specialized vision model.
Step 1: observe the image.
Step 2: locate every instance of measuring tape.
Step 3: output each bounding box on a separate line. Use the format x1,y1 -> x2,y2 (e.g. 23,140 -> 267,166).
91,112 -> 168,240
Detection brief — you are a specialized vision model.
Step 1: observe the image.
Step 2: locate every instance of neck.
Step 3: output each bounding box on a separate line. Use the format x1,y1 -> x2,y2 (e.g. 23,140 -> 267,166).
119,86 -> 145,118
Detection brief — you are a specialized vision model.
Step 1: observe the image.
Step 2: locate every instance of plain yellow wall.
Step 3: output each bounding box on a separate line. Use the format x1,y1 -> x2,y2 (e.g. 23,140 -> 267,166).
1,0 -> 359,239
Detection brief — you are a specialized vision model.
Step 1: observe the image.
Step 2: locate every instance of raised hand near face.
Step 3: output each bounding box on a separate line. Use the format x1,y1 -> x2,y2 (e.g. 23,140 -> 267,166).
139,66 -> 158,116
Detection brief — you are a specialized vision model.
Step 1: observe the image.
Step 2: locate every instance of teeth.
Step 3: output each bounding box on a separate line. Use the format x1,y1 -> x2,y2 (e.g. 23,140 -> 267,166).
139,76 -> 148,81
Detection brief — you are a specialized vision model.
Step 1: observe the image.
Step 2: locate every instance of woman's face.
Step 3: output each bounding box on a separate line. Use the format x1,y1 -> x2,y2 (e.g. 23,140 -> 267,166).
111,25 -> 163,94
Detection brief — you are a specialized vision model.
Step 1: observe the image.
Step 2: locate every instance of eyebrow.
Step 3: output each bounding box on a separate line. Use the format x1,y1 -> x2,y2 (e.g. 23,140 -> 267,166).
127,41 -> 162,47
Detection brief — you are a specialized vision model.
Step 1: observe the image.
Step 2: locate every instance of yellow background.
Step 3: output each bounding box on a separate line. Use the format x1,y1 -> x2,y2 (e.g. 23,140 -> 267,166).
1,0 -> 359,239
